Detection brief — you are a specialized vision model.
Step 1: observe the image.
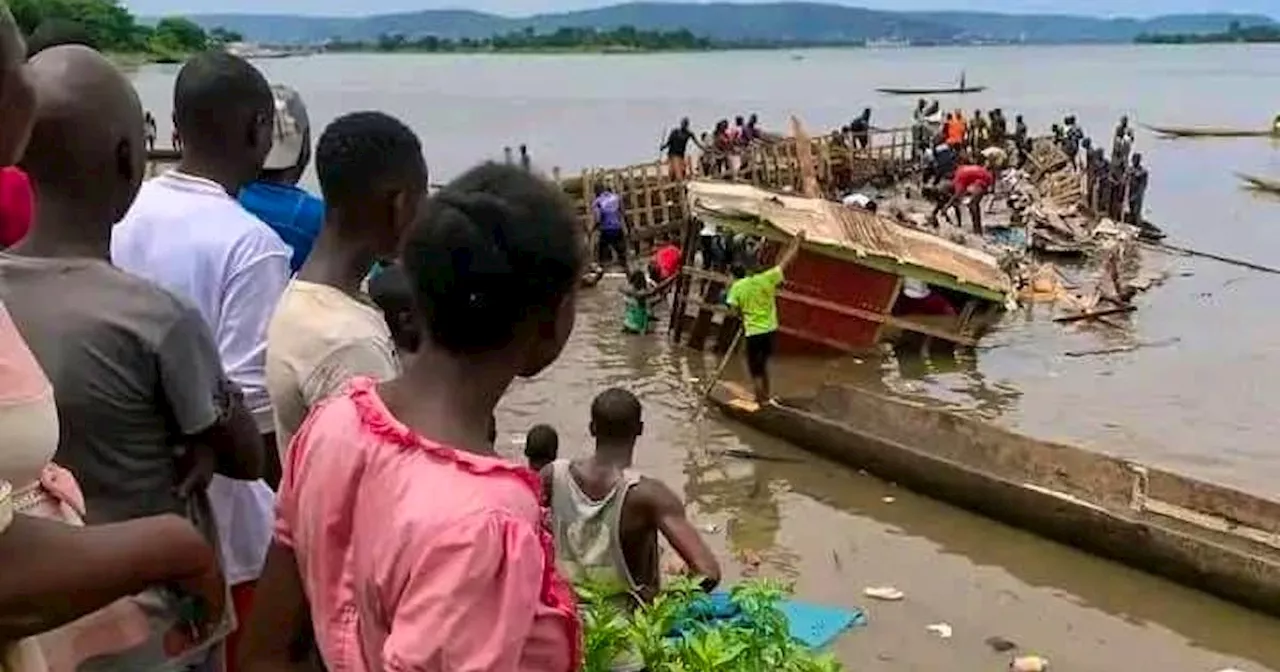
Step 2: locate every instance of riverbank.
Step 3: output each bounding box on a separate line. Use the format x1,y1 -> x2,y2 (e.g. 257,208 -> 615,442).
108,51 -> 190,68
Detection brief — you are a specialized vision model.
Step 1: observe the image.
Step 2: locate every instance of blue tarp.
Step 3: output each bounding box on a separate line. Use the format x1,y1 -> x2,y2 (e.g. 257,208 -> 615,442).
669,591 -> 866,650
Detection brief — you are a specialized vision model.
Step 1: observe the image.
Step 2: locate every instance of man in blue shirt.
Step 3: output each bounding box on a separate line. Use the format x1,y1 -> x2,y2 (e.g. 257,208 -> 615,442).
239,84 -> 324,273
592,183 -> 628,269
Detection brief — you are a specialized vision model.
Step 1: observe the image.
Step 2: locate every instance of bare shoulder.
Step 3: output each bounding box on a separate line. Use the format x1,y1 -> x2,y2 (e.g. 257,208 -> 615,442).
631,475 -> 683,512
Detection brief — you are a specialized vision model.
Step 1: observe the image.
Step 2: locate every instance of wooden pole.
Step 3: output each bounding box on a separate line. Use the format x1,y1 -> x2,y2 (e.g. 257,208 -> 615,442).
702,328 -> 744,399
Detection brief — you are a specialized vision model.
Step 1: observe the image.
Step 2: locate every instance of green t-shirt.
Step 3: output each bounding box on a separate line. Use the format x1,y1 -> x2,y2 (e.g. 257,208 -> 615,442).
726,266 -> 784,336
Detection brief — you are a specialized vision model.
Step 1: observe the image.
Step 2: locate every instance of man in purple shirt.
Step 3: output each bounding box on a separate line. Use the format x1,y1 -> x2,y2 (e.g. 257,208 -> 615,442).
592,183 -> 628,269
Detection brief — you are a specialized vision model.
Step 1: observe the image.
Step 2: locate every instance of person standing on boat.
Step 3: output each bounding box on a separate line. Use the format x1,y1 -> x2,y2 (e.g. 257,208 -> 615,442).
592,183 -> 629,269
942,162 -> 994,235
1112,115 -> 1134,166
542,388 -> 721,672
850,108 -> 872,150
661,117 -> 702,181
1086,143 -> 1106,212
1125,153 -> 1149,226
1106,157 -> 1127,220
1013,115 -> 1029,167
969,109 -> 988,151
726,230 -> 805,404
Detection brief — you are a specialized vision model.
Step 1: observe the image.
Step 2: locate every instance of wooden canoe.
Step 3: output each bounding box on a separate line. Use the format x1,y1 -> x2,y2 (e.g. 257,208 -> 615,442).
1144,124 -> 1277,139
1238,172 -> 1280,194
876,86 -> 987,96
708,380 -> 1280,618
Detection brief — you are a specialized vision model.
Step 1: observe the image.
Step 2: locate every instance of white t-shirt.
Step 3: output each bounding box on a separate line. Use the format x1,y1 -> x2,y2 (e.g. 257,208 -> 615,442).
112,171 -> 291,585
842,193 -> 873,209
266,280 -> 399,461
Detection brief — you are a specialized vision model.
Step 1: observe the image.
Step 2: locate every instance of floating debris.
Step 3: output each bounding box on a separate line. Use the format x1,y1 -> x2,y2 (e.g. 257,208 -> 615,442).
1011,655 -> 1050,671
925,622 -> 953,639
985,635 -> 1018,652
882,496 -> 897,503
863,586 -> 905,601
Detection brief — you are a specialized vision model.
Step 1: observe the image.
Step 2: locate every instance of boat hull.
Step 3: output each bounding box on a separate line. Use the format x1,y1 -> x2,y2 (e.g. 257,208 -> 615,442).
708,381 -> 1280,618
876,86 -> 987,96
1145,124 -> 1276,139
1238,172 -> 1280,194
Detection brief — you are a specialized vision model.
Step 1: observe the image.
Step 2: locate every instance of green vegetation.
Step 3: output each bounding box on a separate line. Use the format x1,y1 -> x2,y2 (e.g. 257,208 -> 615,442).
326,26 -> 716,53
8,0 -> 225,62
579,576 -> 843,672
1136,20 -> 1280,44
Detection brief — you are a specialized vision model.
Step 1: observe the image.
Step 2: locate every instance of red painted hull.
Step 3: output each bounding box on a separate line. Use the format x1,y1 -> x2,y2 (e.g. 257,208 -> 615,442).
761,244 -> 901,354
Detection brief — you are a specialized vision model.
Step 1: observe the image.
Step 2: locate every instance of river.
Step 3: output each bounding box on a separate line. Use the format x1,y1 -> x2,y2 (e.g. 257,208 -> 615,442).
133,44 -> 1280,670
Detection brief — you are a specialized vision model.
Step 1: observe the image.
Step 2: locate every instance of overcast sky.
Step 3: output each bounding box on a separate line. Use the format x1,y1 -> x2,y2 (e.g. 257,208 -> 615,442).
122,0 -> 1280,19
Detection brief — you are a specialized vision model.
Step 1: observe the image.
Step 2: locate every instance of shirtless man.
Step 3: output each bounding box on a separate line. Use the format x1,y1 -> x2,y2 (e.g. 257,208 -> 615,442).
543,389 -> 721,669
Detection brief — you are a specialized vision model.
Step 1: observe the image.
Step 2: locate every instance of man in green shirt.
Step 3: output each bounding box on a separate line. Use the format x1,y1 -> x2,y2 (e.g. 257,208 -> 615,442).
725,231 -> 806,403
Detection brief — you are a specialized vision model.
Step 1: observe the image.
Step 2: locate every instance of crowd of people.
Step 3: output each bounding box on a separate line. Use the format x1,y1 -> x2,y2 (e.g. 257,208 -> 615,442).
0,7 -> 729,670
661,114 -> 772,181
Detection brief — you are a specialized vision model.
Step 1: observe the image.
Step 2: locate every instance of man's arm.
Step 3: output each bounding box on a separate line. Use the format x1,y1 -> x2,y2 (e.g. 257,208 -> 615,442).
0,513 -> 220,641
776,230 -> 807,273
159,302 -> 265,482
639,478 -> 721,591
380,514 -> 546,671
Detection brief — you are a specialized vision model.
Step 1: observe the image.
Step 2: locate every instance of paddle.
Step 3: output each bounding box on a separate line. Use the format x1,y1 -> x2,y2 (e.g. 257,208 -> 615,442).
701,327 -> 744,399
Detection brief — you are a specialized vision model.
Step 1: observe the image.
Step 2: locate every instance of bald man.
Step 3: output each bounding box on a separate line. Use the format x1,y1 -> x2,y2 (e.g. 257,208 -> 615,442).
1,45 -> 267,667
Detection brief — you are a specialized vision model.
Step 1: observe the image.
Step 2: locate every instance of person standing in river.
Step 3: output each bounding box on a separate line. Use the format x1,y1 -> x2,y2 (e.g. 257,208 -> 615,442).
239,84 -> 325,273
3,43 -> 267,668
592,182 -> 628,269
111,50 -> 287,670
241,162 -> 583,671
726,230 -> 805,404
265,111 -> 426,462
542,387 -> 722,672
661,117 -> 702,181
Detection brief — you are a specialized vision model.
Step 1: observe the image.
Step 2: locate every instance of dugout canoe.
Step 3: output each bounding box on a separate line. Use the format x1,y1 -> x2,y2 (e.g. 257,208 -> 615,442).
876,86 -> 987,96
1144,124 -> 1278,139
707,380 -> 1280,618
1238,172 -> 1280,194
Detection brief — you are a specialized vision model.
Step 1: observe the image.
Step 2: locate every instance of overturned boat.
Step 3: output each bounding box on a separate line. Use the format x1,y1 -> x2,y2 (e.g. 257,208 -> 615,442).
670,180 -> 1011,355
1238,172 -> 1280,194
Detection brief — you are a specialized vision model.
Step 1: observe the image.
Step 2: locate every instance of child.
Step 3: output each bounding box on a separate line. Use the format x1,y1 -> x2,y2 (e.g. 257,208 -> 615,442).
525,424 -> 560,472
622,270 -> 656,334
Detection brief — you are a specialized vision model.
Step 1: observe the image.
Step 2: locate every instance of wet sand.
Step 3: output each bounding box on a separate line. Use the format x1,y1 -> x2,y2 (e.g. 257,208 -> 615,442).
498,284 -> 1280,671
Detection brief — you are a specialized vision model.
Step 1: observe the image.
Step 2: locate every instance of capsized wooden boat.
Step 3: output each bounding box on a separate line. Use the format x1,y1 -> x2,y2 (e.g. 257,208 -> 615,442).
677,180 -> 1010,354
1238,172 -> 1280,194
876,86 -> 987,96
708,380 -> 1280,618
1144,124 -> 1277,139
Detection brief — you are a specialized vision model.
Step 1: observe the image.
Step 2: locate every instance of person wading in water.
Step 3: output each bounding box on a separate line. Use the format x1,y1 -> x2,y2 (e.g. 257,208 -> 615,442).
543,388 -> 721,672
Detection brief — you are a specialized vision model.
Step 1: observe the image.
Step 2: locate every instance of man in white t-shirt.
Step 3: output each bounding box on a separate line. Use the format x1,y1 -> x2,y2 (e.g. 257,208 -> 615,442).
266,111 -> 427,460
110,51 -> 284,665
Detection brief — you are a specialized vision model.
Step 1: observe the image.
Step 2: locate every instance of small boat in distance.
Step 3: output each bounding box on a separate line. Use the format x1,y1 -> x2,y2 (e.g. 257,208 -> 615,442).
877,85 -> 988,96
1238,172 -> 1280,195
877,70 -> 986,96
1146,124 -> 1279,139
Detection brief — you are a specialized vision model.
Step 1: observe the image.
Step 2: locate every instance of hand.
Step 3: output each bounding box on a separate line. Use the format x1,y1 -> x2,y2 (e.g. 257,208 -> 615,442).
174,556 -> 227,642
173,445 -> 216,500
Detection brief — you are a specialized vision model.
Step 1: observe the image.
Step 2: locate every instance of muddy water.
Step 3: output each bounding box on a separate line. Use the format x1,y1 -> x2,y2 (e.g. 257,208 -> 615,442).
130,44 -> 1280,668
496,283 -> 1280,671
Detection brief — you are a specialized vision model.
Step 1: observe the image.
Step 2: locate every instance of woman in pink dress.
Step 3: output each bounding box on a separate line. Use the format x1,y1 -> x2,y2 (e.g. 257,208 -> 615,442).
242,161 -> 584,671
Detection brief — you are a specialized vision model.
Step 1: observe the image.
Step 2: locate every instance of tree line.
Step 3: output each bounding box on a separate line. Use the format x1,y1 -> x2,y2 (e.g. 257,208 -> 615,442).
7,0 -> 239,59
326,26 -> 716,53
1135,20 -> 1280,44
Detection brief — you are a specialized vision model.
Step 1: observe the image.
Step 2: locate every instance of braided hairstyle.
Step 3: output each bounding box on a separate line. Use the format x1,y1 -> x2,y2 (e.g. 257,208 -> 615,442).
402,162 -> 582,365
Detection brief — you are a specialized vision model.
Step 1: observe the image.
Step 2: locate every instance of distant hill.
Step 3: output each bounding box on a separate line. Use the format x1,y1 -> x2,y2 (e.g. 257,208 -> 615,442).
176,2 -> 1278,46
